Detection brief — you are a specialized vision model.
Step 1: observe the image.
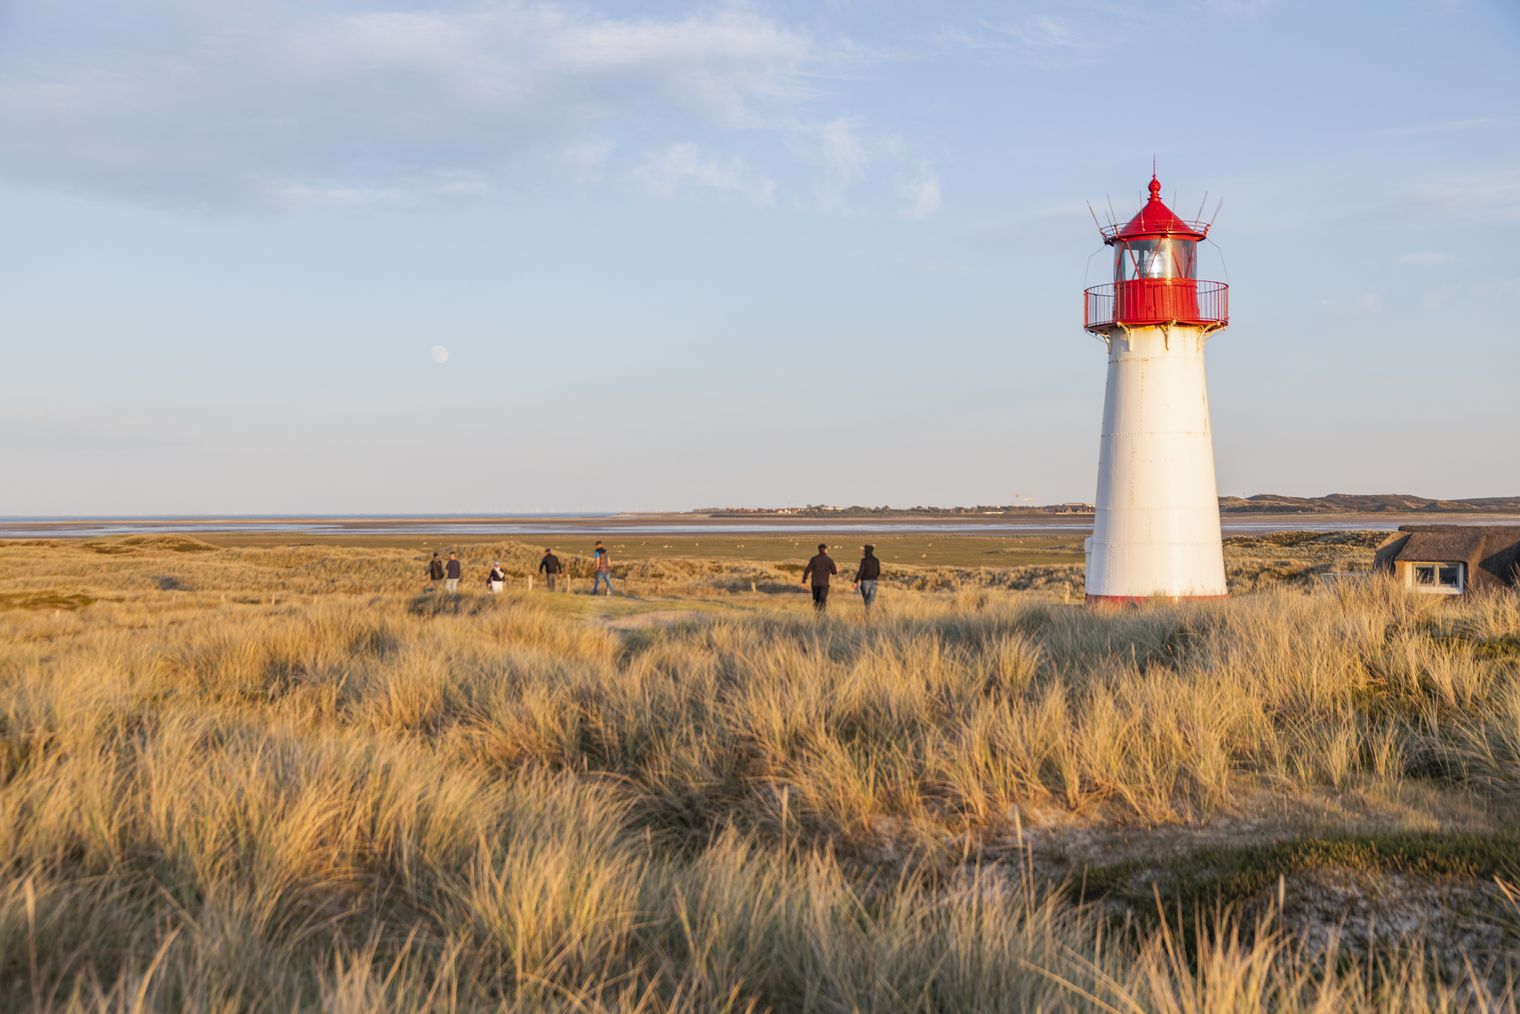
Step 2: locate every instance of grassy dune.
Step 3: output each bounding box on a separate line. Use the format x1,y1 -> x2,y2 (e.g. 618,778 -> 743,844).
1,535 -> 1518,1010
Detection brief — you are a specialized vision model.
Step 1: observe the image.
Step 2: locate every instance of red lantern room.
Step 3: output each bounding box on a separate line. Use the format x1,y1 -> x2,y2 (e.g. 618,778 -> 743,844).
1084,175 -> 1228,333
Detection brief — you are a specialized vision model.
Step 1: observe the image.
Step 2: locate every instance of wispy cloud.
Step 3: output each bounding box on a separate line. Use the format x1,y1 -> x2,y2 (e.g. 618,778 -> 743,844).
1316,291 -> 1383,314
1342,169 -> 1520,227
554,139 -> 617,184
817,118 -> 869,184
972,15 -> 1080,50
792,117 -> 876,214
628,143 -> 776,205
902,174 -> 941,220
0,2 -> 815,209
432,173 -> 492,200
1375,115 -> 1514,137
939,15 -> 1083,56
955,201 -> 1092,245
1401,169 -> 1520,224
1422,284 -> 1457,311
1199,0 -> 1280,17
886,256 -> 971,276
264,183 -> 403,211
1397,250 -> 1454,265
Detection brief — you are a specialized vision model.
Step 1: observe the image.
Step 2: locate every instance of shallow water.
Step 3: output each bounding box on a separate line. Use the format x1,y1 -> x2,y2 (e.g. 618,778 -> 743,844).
3,514 -> 1516,539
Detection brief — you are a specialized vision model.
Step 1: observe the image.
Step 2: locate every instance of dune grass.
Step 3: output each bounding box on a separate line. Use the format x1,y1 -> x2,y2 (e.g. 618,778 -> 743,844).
0,535 -> 1516,1010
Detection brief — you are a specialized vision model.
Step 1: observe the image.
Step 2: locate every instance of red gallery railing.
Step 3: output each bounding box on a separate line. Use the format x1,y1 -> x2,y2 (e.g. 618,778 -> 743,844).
1084,280 -> 1228,333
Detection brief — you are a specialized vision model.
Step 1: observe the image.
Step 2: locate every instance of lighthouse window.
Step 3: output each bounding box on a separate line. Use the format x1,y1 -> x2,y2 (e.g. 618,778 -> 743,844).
1115,239 -> 1197,281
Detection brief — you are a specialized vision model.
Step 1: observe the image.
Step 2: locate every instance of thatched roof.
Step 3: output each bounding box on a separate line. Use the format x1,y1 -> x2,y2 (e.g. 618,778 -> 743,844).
1397,529 -> 1487,562
1373,525 -> 1520,590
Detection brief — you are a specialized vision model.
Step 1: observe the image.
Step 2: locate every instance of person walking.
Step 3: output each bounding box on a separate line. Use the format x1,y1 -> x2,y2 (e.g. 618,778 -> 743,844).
426,552 -> 446,588
591,542 -> 615,596
445,552 -> 462,594
486,561 -> 506,594
801,543 -> 837,612
853,544 -> 881,615
539,548 -> 563,592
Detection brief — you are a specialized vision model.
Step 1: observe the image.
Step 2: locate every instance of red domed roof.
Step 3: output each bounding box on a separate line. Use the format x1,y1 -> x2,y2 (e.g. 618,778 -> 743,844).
1114,175 -> 1206,241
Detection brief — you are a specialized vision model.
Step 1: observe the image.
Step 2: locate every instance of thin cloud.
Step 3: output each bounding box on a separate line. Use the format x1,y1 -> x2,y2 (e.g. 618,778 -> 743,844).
1397,251 -> 1454,265
1342,168 -> 1520,227
1406,169 -> 1520,222
433,173 -> 492,199
940,16 -> 1082,54
1422,284 -> 1457,311
1200,0 -> 1279,16
902,174 -> 941,220
554,139 -> 618,184
1316,291 -> 1382,314
1375,115 -> 1513,137
264,183 -> 403,210
0,1 -> 814,209
817,118 -> 868,184
793,117 -> 874,214
983,15 -> 1081,49
628,143 -> 776,205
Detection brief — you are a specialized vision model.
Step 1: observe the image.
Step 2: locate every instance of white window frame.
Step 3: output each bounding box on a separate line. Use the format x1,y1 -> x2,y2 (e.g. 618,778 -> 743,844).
1406,561 -> 1464,595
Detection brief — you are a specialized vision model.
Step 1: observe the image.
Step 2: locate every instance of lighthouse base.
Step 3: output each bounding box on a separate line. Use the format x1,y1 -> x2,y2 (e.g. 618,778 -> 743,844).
1085,593 -> 1229,608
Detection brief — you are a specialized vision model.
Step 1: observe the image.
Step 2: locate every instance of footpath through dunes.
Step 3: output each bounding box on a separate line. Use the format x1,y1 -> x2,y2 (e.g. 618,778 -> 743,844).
1,535 -> 1518,1009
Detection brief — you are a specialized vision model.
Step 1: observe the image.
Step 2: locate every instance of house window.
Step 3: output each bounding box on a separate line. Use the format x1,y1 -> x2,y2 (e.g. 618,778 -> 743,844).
1409,562 -> 1464,594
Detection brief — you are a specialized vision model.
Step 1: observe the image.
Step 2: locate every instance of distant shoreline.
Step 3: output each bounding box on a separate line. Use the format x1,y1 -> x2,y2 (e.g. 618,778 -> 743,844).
4,511 -> 1519,541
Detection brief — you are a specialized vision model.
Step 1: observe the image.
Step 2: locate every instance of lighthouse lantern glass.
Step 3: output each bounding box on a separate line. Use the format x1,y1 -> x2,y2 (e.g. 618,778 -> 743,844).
1114,238 -> 1197,281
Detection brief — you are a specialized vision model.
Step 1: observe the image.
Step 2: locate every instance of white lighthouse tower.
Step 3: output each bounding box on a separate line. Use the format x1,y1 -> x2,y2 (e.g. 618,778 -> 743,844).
1082,174 -> 1229,604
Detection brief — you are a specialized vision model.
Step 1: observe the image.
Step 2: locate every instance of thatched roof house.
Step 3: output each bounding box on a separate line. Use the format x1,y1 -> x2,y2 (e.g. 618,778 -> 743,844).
1373,525 -> 1520,594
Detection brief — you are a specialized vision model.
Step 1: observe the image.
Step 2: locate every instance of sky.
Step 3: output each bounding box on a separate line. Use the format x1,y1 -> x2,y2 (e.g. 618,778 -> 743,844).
3,0 -> 1518,515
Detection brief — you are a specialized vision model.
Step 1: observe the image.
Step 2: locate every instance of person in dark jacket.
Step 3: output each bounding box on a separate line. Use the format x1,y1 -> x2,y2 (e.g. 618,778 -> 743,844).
427,552 -> 446,587
853,544 -> 881,612
538,548 -> 563,592
445,552 -> 462,593
801,544 -> 837,611
487,561 -> 506,593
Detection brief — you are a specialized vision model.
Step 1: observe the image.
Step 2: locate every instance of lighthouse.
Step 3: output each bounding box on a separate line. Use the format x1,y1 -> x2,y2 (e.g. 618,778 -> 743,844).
1082,174 -> 1230,604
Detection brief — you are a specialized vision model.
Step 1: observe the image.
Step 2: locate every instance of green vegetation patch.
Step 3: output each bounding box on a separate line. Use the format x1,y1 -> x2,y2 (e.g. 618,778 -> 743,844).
1079,831 -> 1520,916
1471,635 -> 1520,659
85,535 -> 218,555
1431,631 -> 1520,660
0,591 -> 97,611
1223,530 -> 1387,551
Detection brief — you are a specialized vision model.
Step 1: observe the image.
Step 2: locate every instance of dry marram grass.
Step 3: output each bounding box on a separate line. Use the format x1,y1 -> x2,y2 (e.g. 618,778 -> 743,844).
1,536 -> 1517,1011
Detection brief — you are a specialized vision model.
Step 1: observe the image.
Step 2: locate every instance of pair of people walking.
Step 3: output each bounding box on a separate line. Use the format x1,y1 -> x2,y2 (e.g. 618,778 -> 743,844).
427,551 -> 463,593
534,544 -> 612,595
801,544 -> 880,614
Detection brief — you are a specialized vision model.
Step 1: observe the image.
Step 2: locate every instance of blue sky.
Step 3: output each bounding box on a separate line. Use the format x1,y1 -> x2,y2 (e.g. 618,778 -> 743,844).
3,0 -> 1517,514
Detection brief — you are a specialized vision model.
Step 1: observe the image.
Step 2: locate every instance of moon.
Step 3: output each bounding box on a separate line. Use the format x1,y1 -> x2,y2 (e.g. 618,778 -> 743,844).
430,345 -> 450,365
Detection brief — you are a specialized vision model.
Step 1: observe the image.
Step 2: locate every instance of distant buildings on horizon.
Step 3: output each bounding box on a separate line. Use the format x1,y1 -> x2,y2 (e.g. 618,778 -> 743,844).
697,503 -> 1095,517
694,494 -> 1520,518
